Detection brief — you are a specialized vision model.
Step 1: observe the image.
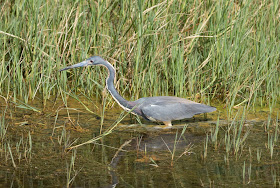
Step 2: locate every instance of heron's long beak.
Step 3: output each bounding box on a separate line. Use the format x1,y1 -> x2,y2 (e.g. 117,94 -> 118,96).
59,60 -> 90,71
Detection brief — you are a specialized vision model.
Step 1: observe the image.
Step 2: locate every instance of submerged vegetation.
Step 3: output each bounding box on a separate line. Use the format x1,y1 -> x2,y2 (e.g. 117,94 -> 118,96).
0,0 -> 280,187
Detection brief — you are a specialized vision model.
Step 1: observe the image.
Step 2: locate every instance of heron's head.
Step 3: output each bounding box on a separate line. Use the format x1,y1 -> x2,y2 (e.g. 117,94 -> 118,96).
59,56 -> 106,71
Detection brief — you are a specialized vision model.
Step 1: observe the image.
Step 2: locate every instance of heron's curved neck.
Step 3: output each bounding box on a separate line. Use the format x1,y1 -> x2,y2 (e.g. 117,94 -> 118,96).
104,62 -> 132,111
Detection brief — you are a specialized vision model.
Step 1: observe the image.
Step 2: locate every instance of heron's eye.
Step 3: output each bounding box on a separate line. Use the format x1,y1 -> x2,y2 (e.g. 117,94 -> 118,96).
90,60 -> 93,63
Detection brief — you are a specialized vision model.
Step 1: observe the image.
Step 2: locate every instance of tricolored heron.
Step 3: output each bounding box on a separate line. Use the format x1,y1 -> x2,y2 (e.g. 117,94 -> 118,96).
60,56 -> 216,126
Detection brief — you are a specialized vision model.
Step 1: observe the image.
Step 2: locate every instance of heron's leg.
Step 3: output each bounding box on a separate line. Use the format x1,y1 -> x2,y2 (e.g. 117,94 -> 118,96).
162,121 -> 172,126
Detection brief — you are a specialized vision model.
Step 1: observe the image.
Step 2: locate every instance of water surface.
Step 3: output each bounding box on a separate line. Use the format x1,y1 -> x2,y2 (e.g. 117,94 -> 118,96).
0,98 -> 279,187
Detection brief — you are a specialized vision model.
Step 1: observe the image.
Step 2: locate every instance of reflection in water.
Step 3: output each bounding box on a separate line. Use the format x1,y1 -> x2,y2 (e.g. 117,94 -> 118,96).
106,131 -> 202,188
110,131 -> 203,165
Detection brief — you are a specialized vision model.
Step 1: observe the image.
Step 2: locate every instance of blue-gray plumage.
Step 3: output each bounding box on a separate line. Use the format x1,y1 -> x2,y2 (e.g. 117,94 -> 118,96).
60,56 -> 216,126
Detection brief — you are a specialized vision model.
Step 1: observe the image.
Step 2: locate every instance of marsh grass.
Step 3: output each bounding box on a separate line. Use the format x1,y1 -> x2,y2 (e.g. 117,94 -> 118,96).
203,134 -> 208,160
162,125 -> 190,166
66,148 -> 81,188
0,0 -> 279,114
67,105 -> 136,150
0,111 -> 8,143
1,127 -> 33,168
264,114 -> 279,159
242,161 -> 252,184
203,112 -> 280,168
205,109 -> 253,162
210,115 -> 220,149
0,108 -> 34,168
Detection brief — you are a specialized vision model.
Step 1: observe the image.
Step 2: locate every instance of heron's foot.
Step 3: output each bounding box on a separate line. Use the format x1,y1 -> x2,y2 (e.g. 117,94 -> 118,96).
162,121 -> 172,127
154,125 -> 173,129
152,121 -> 173,129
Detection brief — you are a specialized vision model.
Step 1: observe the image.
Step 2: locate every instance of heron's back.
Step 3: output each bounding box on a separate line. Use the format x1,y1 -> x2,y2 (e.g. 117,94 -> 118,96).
133,96 -> 216,122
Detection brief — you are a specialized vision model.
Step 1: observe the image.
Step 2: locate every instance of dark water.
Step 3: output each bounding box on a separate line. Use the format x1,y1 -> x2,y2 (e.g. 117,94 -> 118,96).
0,99 -> 279,187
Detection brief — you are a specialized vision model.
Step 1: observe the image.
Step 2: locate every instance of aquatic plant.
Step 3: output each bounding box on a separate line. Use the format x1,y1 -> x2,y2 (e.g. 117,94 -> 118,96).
0,0 -> 278,112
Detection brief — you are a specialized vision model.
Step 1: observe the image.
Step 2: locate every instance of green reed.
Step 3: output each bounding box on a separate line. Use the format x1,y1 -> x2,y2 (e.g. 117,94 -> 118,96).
0,0 -> 279,111
162,125 -> 189,166
242,161 -> 252,184
0,110 -> 33,167
66,148 -> 81,188
203,134 -> 208,160
265,115 -> 279,159
0,113 -> 8,143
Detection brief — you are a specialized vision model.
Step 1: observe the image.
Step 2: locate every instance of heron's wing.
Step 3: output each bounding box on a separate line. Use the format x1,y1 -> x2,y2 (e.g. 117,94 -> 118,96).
141,101 -> 216,122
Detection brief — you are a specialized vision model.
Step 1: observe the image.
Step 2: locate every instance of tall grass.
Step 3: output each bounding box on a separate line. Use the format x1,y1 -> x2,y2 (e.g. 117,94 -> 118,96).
0,0 -> 279,110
